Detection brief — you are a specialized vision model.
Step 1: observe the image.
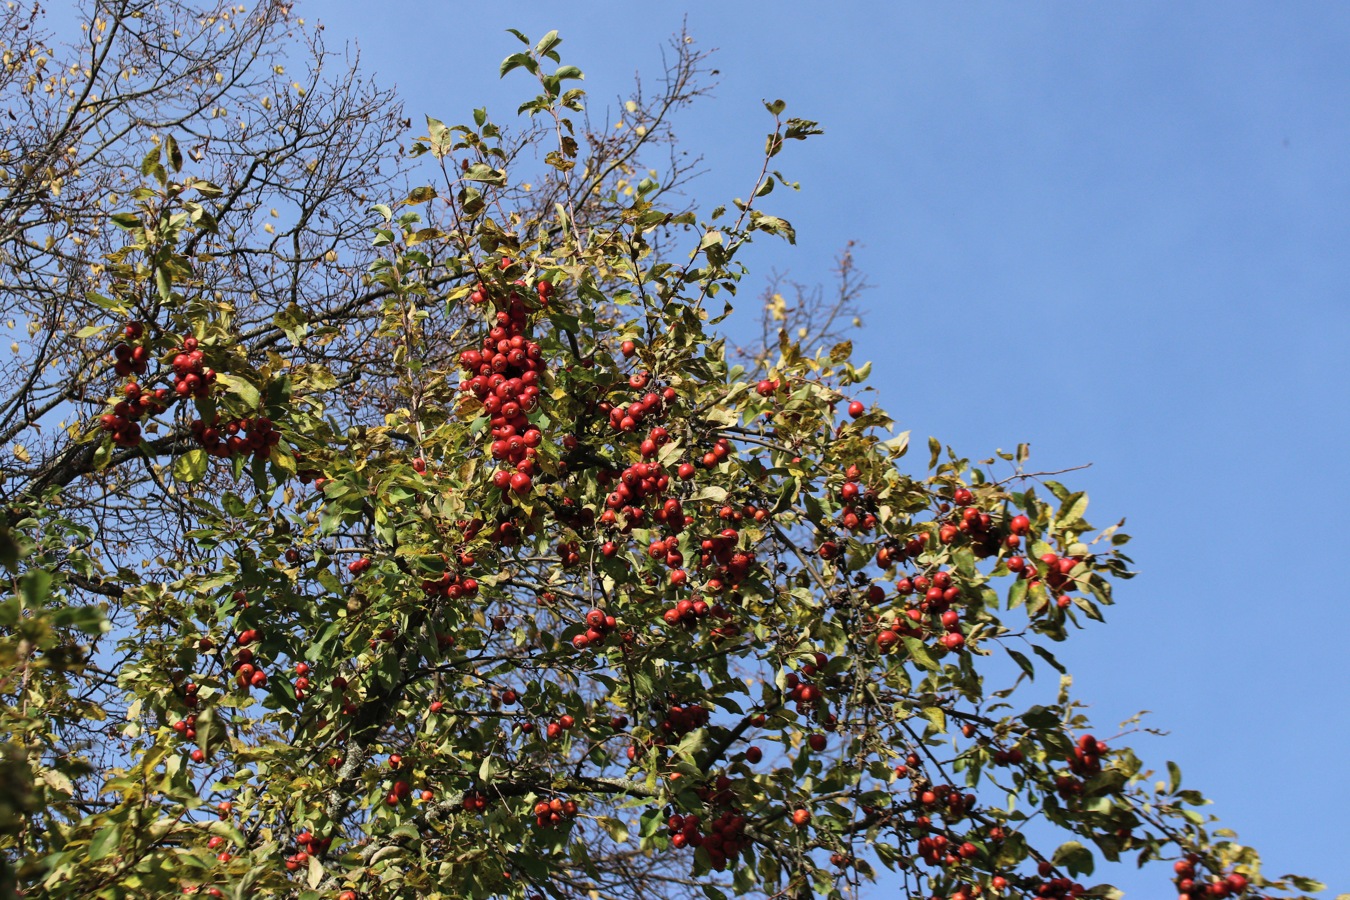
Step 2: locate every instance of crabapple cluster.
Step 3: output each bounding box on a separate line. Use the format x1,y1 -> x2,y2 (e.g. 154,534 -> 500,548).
99,380 -> 171,447
892,568 -> 968,651
837,479 -> 878,534
420,566 -> 479,600
544,713 -> 576,741
656,702 -> 710,740
111,321 -> 150,377
661,596 -> 720,628
1037,549 -> 1087,610
1068,733 -> 1107,777
169,335 -> 216,399
231,628 -> 268,693
1055,733 -> 1108,799
600,457 -> 681,531
1028,869 -> 1088,899
458,284 -> 547,497
292,662 -> 311,701
602,373 -> 676,435
170,711 -> 198,743
188,414 -> 280,459
700,513 -> 760,600
666,802 -> 750,871
628,701 -> 710,761
1173,857 -> 1252,899
532,796 -> 578,828
782,652 -> 831,714
754,377 -> 787,397
573,607 -> 618,649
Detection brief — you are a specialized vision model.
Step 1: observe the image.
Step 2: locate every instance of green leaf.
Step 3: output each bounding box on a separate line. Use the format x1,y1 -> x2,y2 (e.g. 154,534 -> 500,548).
19,569 -> 51,607
1056,491 -> 1089,527
172,449 -> 209,483
1031,644 -> 1066,674
155,267 -> 172,302
500,52 -> 535,78
901,636 -> 938,672
673,727 -> 707,760
1053,840 -> 1095,877
405,185 -> 437,205
920,706 -> 946,733
1022,706 -> 1060,729
598,816 -> 629,843
464,163 -> 507,186
165,134 -> 183,172
534,30 -> 561,57
88,823 -> 122,860
214,373 -> 260,409
1006,647 -> 1035,681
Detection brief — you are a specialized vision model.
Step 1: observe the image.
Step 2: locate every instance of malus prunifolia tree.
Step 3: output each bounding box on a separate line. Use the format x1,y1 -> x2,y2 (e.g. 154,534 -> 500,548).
0,8 -> 1331,900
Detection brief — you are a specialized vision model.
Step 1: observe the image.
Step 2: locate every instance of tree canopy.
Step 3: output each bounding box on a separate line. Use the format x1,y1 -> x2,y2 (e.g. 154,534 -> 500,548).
0,4 -> 1331,900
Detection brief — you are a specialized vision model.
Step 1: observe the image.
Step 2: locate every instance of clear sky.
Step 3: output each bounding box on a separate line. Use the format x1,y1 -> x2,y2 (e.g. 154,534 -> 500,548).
312,2 -> 1350,895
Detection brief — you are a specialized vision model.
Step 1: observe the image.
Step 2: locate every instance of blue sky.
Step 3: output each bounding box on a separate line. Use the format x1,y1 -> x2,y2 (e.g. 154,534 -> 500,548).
315,2 -> 1350,895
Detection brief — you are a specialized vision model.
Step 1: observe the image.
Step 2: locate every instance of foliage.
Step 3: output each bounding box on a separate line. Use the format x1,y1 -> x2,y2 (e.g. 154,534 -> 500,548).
0,4 -> 1332,900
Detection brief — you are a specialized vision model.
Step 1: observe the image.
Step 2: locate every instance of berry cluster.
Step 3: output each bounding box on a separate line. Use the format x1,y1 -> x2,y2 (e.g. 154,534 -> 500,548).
1029,872 -> 1087,899
754,377 -> 787,397
666,805 -> 749,871
111,321 -> 150,377
99,380 -> 171,447
656,702 -> 710,740
544,713 -> 576,741
420,567 -> 479,600
600,460 -> 681,530
573,607 -> 617,649
782,653 -> 830,714
914,832 -> 980,869
532,796 -> 578,828
1174,858 -> 1251,898
170,335 -> 216,399
1067,733 -> 1107,777
171,711 -> 198,742
293,662 -> 311,701
602,377 -> 676,434
837,480 -> 878,534
700,515 -> 760,596
189,414 -> 280,459
458,285 -> 547,497
462,790 -> 490,814
661,596 -> 718,628
232,628 -> 268,692
894,569 -> 967,650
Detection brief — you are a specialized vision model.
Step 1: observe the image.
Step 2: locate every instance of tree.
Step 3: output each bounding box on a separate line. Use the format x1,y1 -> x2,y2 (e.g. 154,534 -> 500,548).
0,5 -> 1330,900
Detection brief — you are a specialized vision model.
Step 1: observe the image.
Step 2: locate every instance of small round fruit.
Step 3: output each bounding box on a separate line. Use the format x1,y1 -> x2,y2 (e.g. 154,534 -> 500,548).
847,400 -> 865,418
